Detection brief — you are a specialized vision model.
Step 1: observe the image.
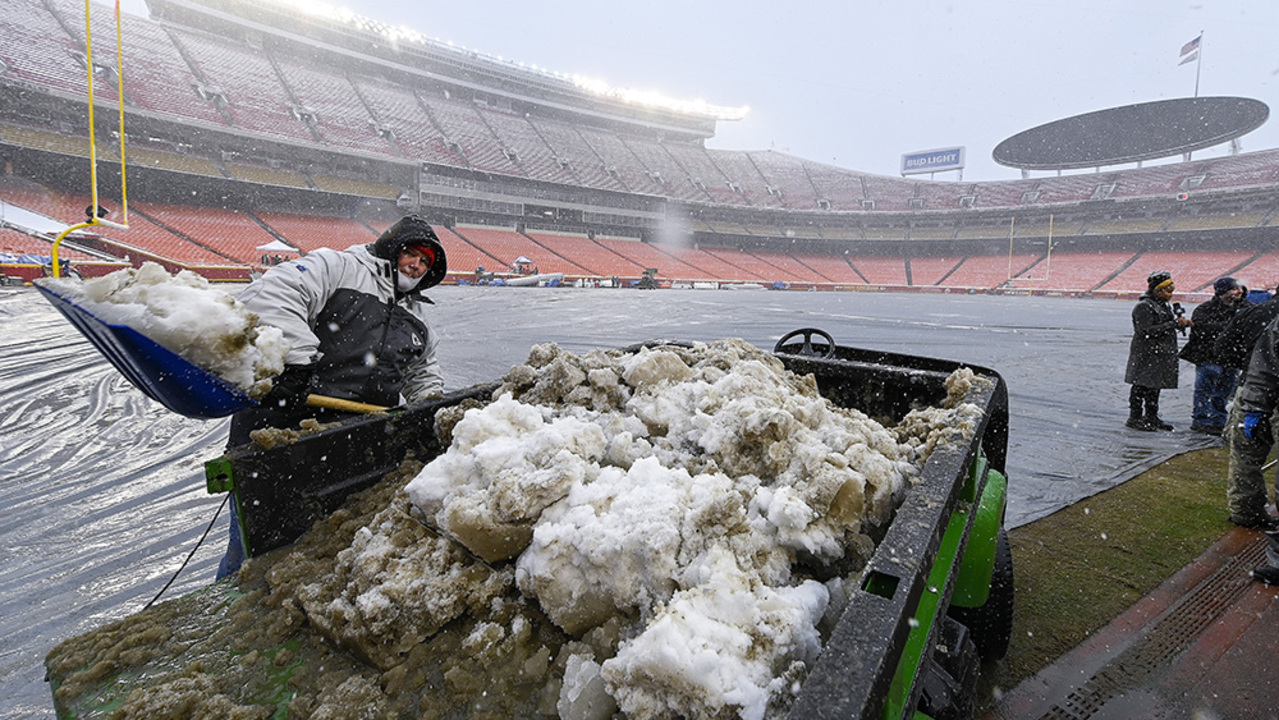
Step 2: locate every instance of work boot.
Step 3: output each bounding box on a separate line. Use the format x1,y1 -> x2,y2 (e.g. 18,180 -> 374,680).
1146,416 -> 1174,431
1126,417 -> 1156,431
1252,565 -> 1279,585
1252,530 -> 1279,585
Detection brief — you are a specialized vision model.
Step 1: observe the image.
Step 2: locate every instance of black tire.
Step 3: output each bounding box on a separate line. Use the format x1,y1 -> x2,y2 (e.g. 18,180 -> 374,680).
948,528 -> 1014,661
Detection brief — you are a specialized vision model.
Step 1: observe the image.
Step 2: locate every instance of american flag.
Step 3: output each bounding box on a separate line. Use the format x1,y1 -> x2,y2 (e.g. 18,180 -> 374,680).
1179,34 -> 1201,65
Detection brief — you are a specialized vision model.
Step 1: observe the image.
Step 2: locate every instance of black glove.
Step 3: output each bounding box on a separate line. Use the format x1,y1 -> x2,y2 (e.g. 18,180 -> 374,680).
262,364 -> 313,410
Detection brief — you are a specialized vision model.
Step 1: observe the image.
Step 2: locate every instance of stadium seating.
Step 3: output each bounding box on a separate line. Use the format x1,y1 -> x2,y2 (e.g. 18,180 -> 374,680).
812,165 -> 879,211
660,144 -> 750,206
255,212 -> 375,253
745,152 -> 822,211
0,226 -> 92,260
943,254 -> 1041,290
522,231 -> 648,278
169,29 -> 315,143
476,107 -> 575,185
130,202 -> 282,265
432,225 -> 504,276
608,239 -> 746,281
1231,252 -> 1279,291
81,2 -> 229,126
449,226 -> 590,275
1012,251 -> 1133,293
1110,161 -> 1198,200
973,179 -> 1042,208
909,256 -> 966,286
1,0 -> 90,97
524,117 -> 627,193
270,52 -> 396,156
1097,250 -> 1257,294
702,149 -> 786,209
847,256 -> 909,285
1199,151 -> 1279,191
618,137 -> 707,203
791,253 -> 864,284
90,212 -> 239,266
350,79 -> 465,166
575,126 -> 666,195
417,92 -> 521,176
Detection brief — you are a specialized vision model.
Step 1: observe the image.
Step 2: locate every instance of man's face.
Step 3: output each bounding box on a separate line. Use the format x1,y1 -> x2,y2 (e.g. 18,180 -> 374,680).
1226,286 -> 1245,303
1155,284 -> 1174,301
398,246 -> 432,279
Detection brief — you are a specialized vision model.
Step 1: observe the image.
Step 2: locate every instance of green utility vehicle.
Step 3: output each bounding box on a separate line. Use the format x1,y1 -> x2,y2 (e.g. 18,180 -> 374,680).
46,328 -> 1011,719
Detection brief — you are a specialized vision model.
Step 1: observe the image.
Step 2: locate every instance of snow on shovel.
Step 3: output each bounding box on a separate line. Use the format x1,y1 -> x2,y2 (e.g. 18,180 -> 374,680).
35,264 -> 385,419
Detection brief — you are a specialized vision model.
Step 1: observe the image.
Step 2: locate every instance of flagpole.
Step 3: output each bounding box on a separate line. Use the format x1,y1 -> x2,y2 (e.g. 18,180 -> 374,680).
1194,30 -> 1203,97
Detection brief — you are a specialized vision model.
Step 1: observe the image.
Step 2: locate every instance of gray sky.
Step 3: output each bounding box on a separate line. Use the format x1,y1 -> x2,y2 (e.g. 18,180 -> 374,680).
118,0 -> 1279,181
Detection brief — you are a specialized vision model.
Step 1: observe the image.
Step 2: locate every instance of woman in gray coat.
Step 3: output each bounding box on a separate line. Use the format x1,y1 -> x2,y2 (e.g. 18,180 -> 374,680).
1125,270 -> 1193,430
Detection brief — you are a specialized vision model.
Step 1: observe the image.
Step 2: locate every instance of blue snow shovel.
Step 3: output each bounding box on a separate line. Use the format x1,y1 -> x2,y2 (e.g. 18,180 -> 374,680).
34,283 -> 386,419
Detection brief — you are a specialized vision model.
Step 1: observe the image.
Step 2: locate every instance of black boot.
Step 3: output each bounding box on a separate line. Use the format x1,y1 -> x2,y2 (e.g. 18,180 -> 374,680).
1144,394 -> 1172,430
1126,416 -> 1156,431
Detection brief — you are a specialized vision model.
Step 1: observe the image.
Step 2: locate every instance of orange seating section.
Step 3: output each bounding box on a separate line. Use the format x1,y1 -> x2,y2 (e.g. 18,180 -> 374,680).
523,233 -> 646,278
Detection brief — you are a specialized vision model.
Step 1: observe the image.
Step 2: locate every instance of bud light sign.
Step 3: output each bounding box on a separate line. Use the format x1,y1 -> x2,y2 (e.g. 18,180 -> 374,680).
900,146 -> 965,176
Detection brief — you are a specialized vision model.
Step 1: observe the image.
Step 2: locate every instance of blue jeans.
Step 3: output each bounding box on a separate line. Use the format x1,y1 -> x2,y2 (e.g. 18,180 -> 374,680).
1192,363 -> 1239,429
216,501 -> 244,580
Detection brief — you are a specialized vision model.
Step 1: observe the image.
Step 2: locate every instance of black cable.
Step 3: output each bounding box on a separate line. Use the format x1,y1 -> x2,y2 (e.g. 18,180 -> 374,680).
143,492 -> 229,611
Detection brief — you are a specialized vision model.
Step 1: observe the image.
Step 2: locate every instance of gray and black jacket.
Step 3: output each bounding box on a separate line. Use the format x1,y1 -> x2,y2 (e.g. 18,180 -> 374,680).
239,243 -> 442,406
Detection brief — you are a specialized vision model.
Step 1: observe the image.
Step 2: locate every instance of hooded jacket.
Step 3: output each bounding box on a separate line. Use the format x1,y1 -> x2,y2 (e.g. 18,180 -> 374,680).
239,242 -> 442,406
1178,294 -> 1241,365
1125,291 -> 1182,389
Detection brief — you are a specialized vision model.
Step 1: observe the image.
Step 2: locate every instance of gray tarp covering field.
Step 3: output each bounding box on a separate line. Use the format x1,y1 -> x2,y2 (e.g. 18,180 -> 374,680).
0,285 -> 1216,718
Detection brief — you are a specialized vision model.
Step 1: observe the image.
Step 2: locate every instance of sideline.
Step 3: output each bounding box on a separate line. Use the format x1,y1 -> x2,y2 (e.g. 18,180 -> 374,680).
979,444 -> 1278,716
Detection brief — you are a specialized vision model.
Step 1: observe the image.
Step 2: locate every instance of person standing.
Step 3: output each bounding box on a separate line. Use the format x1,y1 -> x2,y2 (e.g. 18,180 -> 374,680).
1125,270 -> 1192,431
1232,311 -> 1279,531
217,214 -> 449,578
1217,291 -> 1279,530
1179,276 -> 1245,435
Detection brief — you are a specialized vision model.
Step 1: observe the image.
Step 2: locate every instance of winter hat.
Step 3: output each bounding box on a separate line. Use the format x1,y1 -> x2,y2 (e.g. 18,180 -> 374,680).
1147,270 -> 1173,292
372,215 -> 448,289
1214,276 -> 1240,296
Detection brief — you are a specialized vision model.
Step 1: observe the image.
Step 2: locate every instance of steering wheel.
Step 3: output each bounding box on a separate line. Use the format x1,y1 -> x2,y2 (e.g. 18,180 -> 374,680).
773,328 -> 837,358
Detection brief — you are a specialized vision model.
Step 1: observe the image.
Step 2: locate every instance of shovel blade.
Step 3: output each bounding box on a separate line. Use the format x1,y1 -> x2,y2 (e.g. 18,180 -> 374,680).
35,283 -> 255,419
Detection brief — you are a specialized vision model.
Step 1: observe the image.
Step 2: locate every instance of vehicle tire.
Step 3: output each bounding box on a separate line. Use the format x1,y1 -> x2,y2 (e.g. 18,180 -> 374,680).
949,528 -> 1014,661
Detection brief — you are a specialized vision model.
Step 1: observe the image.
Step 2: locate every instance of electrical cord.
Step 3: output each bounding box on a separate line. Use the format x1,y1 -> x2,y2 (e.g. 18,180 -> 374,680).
143,493 -> 228,611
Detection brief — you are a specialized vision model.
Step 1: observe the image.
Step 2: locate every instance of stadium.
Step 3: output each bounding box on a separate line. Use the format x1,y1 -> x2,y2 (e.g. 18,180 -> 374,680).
3,0 -> 1279,299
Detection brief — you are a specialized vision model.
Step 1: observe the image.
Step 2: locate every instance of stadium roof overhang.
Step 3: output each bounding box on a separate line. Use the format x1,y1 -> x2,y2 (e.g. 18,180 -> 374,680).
992,97 -> 1269,171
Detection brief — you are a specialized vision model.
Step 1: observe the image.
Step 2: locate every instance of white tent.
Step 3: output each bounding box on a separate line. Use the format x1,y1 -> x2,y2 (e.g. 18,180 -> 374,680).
256,239 -> 298,253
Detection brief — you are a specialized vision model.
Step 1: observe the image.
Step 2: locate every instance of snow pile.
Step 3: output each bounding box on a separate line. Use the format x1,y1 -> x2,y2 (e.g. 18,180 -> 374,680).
39,262 -> 287,397
298,339 -> 986,719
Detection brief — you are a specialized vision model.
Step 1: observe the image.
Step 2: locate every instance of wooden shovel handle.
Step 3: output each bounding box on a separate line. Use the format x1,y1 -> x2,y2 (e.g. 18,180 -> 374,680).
304,394 -> 389,414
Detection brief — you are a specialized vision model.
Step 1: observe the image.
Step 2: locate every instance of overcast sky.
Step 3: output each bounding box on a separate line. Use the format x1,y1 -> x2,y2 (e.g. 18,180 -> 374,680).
117,0 -> 1279,182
